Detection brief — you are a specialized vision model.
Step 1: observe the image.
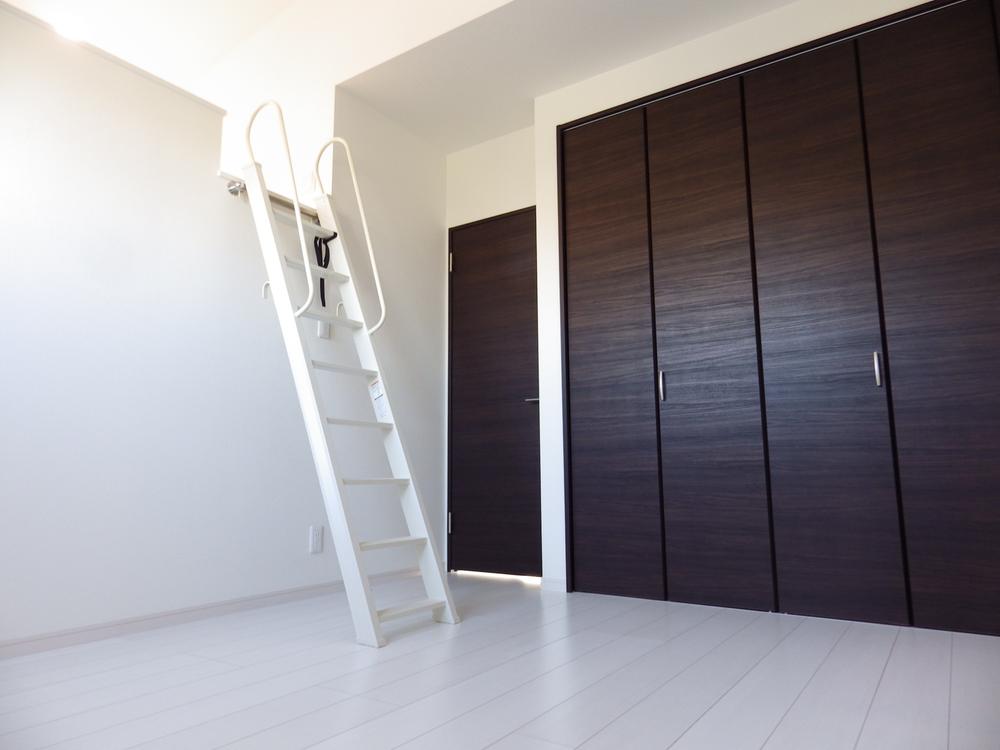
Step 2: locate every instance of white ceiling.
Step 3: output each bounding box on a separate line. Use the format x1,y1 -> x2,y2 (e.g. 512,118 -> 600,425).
341,0 -> 798,152
8,0 -> 799,159
4,0 -> 514,192
4,0 -> 297,90
3,0 -> 513,105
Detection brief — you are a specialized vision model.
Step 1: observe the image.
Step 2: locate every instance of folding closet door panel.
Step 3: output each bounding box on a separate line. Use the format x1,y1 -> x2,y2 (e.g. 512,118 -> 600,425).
563,109 -> 665,599
744,42 -> 908,624
859,0 -> 1000,634
646,80 -> 773,611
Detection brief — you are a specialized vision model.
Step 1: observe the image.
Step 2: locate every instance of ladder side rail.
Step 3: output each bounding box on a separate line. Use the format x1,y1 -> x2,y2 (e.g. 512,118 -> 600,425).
314,138 -> 387,334
244,164 -> 386,647
315,194 -> 460,625
245,101 -> 315,317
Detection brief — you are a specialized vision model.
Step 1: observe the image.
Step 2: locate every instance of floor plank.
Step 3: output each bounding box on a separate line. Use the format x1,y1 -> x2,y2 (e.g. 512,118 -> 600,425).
948,631 -> 1000,750
579,612 -> 803,749
854,627 -> 952,750
0,654 -> 213,715
490,733 -> 574,749
218,695 -> 395,749
669,617 -> 850,749
395,633 -> 663,749
762,622 -> 898,750
323,591 -> 604,697
361,595 -> 641,707
306,600 -> 654,749
0,658 -> 235,735
128,687 -> 350,749
518,607 -> 753,748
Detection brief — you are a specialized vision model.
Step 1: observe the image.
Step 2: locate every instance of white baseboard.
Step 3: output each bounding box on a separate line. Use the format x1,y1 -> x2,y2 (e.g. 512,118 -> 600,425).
0,569 -> 419,660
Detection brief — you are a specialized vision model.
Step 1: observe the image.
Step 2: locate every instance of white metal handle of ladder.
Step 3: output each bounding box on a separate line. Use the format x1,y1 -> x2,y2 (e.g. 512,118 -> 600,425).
245,100 -> 315,318
313,138 -> 387,335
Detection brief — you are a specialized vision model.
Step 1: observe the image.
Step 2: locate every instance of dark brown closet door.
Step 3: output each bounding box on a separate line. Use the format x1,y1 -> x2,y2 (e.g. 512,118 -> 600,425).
646,80 -> 773,611
563,109 -> 665,599
449,208 -> 540,577
744,42 -> 908,624
859,0 -> 1000,634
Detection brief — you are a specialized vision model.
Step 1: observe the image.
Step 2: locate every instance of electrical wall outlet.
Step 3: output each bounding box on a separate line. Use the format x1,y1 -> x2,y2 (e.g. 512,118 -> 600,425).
308,524 -> 324,554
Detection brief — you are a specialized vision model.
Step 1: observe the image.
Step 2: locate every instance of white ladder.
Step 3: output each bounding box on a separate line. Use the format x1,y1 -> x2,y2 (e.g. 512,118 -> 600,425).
242,102 -> 459,647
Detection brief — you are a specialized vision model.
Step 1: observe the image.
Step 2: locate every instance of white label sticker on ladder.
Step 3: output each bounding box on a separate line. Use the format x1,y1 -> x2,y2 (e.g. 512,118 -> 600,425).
369,377 -> 390,422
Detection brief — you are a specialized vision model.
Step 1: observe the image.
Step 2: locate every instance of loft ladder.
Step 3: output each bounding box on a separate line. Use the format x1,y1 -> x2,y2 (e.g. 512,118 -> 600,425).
242,101 -> 459,647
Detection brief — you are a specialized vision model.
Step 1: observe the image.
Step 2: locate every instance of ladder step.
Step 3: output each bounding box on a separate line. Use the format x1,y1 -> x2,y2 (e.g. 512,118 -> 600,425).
326,417 -> 394,430
302,310 -> 364,329
284,257 -> 350,283
272,208 -> 328,236
359,535 -> 427,552
342,477 -> 410,486
377,598 -> 445,623
311,360 -> 378,379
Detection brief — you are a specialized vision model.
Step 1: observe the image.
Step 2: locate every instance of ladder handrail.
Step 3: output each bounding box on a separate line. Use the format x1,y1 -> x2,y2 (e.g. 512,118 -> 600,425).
314,138 -> 387,335
245,101 -> 315,318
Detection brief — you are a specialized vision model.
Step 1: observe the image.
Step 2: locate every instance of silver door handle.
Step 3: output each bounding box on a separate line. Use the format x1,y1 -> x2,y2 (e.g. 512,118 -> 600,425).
524,397 -> 539,403
873,352 -> 882,387
657,370 -> 666,402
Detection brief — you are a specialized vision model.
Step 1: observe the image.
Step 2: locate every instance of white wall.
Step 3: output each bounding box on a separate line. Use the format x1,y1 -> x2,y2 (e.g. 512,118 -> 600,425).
331,89 -> 450,549
0,8 -> 404,644
532,0 -> 925,588
445,127 -> 534,228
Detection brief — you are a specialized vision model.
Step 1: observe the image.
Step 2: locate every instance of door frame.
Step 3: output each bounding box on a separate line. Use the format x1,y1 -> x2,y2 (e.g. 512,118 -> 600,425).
447,205 -> 538,572
556,0 -> 960,594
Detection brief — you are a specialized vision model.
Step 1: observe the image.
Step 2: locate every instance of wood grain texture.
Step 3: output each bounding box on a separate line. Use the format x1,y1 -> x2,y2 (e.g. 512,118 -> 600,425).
449,209 -> 541,576
859,0 -> 1000,635
745,41 -> 908,625
995,0 -> 999,47
646,79 -> 774,611
563,109 -> 665,599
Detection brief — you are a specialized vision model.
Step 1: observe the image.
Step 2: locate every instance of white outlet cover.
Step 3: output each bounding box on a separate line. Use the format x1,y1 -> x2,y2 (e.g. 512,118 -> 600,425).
308,524 -> 324,554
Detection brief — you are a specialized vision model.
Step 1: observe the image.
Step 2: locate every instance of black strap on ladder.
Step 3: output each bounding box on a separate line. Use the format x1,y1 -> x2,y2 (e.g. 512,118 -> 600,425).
313,233 -> 337,306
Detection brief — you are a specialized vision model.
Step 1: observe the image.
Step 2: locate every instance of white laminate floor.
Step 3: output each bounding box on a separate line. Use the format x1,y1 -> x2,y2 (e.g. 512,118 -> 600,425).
2,574 -> 999,750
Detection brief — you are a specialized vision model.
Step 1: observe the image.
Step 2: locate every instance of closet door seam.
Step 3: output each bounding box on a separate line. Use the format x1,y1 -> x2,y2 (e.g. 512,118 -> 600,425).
853,38 -> 915,626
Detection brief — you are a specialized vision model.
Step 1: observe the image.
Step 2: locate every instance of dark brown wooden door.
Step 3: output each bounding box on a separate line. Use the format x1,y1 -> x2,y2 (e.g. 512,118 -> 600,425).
859,0 -> 1000,634
646,79 -> 774,611
563,109 -> 665,599
744,42 -> 908,624
449,208 -> 541,576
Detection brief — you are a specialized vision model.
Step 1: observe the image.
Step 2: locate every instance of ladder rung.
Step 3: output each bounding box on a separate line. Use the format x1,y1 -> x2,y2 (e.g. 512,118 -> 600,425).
326,417 -> 393,430
359,535 -> 427,552
284,257 -> 349,283
377,598 -> 445,623
302,310 -> 363,329
311,360 -> 378,379
272,208 -> 328,236
342,477 -> 410,487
